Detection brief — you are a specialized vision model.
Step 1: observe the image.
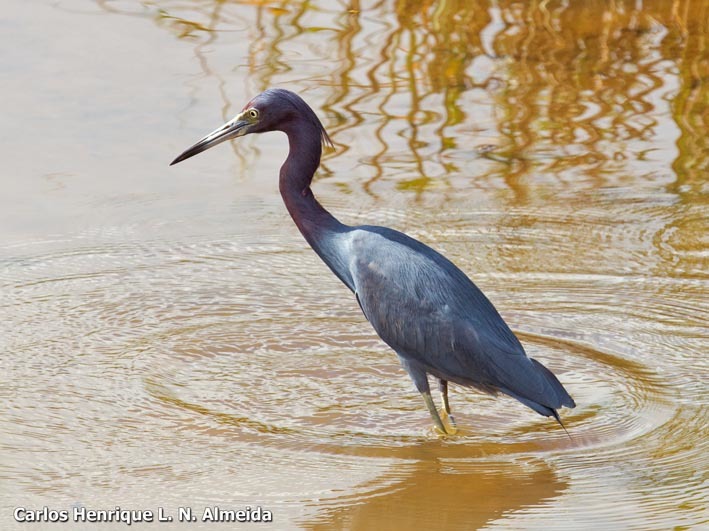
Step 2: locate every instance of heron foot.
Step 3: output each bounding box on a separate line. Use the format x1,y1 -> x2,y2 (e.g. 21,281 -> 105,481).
421,391 -> 451,435
439,408 -> 458,435
433,424 -> 448,436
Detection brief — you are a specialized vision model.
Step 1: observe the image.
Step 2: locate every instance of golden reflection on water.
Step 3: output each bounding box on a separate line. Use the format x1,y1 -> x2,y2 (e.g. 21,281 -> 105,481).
2,0 -> 707,530
149,1 -> 708,183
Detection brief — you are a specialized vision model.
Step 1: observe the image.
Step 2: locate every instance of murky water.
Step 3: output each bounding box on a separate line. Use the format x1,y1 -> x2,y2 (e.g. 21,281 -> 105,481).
2,1 -> 707,529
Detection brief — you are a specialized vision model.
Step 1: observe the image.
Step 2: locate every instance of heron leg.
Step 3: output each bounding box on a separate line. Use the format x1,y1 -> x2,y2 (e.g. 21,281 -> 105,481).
398,355 -> 449,435
421,391 -> 448,435
438,379 -> 457,429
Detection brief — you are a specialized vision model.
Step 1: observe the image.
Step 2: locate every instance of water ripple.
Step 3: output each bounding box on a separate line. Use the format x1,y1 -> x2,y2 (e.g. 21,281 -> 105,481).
3,228 -> 705,529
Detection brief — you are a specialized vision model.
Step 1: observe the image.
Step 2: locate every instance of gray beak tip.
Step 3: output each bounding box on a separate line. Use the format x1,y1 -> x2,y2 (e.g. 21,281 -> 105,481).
169,117 -> 248,168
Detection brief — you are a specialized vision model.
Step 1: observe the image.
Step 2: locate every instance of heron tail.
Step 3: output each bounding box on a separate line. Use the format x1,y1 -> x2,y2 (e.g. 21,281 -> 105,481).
497,356 -> 575,435
530,357 -> 576,409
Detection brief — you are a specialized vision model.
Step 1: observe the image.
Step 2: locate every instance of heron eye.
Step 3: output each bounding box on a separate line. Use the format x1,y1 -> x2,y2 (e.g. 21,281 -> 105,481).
248,109 -> 259,119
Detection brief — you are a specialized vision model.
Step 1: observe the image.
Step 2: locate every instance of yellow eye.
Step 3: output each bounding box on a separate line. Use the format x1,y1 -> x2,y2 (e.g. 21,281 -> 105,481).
248,109 -> 259,119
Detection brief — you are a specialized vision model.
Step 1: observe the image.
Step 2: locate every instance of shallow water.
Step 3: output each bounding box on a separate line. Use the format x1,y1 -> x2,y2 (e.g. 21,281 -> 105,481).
2,1 -> 707,529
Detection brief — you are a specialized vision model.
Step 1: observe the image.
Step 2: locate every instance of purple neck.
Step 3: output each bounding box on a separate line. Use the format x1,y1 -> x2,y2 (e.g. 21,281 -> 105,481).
278,122 -> 345,246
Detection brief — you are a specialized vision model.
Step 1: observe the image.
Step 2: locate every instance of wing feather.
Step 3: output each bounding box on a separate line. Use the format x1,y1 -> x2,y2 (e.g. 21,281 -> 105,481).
347,225 -> 574,412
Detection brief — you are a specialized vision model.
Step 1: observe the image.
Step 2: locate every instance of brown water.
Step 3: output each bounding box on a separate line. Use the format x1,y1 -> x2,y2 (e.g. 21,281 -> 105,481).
2,1 -> 707,529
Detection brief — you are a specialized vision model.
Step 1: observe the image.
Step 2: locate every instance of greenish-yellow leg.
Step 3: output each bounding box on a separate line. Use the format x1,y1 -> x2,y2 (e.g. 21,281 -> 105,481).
439,379 -> 457,429
398,355 -> 455,435
421,391 -> 449,434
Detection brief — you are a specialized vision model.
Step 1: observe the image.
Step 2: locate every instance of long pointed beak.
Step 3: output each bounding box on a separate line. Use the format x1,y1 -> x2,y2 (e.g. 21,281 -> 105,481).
170,114 -> 250,165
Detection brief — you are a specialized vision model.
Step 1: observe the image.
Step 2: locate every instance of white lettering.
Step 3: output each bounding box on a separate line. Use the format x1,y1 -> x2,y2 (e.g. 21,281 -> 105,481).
73,506 -> 154,525
178,507 -> 195,522
201,506 -> 273,522
13,507 -> 69,523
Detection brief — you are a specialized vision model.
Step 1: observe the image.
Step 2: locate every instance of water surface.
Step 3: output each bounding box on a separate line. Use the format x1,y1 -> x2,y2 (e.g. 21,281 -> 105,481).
2,1 -> 707,529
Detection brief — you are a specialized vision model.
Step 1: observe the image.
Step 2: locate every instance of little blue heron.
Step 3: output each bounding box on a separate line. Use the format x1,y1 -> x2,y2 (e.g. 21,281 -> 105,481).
171,88 -> 575,435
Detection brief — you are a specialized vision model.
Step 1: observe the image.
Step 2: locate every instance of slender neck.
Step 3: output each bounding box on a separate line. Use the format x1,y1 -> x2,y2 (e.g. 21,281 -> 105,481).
278,121 -> 345,246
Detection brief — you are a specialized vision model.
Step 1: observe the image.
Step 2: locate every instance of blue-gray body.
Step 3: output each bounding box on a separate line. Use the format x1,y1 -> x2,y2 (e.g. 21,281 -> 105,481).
315,222 -> 575,421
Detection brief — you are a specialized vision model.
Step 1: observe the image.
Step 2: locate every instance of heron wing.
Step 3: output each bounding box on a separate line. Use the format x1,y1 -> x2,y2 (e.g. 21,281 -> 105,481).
346,225 -> 574,412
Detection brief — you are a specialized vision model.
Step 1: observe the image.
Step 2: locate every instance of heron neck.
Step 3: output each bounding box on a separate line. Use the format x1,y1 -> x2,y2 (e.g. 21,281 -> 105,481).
278,125 -> 345,244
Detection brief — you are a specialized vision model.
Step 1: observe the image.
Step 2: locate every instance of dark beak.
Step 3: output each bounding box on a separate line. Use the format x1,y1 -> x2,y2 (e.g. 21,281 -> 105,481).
170,113 -> 250,165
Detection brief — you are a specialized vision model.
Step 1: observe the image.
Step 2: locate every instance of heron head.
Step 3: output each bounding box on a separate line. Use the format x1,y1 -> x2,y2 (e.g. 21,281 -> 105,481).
170,88 -> 331,166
